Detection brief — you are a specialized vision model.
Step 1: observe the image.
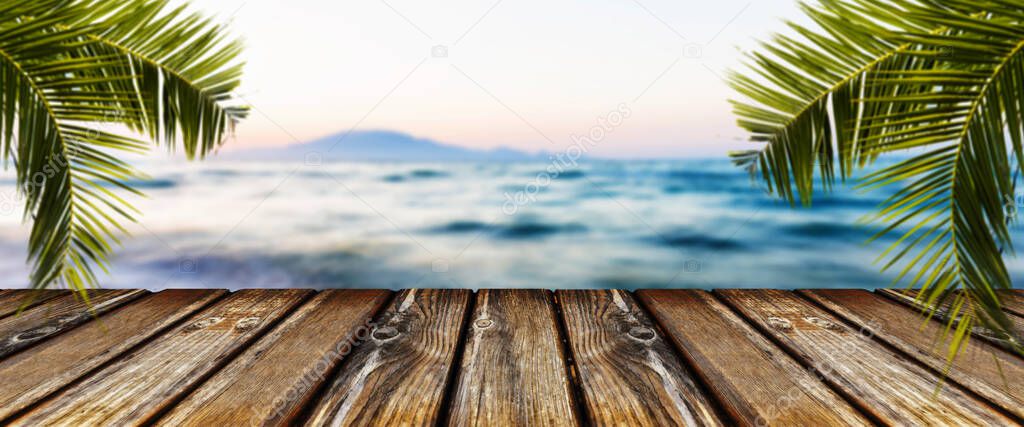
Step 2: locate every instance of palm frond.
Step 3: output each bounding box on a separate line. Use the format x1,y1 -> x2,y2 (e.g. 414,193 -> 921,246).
732,0 -> 1024,359
854,1 -> 1024,354
0,0 -> 245,294
728,0 -> 929,203
87,0 -> 248,158
1,3 -> 143,290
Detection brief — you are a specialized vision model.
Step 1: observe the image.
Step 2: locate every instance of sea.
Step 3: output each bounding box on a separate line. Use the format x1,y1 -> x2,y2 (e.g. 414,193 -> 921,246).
2,158 -> 1023,290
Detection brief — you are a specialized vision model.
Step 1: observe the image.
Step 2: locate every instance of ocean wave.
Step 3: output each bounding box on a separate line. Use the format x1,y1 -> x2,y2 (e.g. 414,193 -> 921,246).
649,230 -> 745,251
660,168 -> 765,195
5,158 -> 1001,290
578,188 -> 620,199
497,222 -> 586,239
382,169 -> 450,182
752,195 -> 884,210
499,183 -> 552,194
130,248 -> 428,289
428,220 -> 491,233
122,178 -> 178,189
411,169 -> 449,178
427,220 -> 587,239
665,169 -> 744,181
201,169 -> 273,177
557,170 -> 586,179
781,222 -> 881,240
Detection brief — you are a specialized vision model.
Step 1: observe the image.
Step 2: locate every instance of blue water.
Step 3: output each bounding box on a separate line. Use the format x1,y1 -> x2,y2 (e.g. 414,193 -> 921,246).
1,158 -> 1022,289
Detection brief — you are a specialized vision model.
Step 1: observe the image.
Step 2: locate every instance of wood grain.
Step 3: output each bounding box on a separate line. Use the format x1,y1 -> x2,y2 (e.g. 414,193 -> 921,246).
448,289 -> 578,426
156,290 -> 390,426
880,288 -> 1024,319
877,289 -> 1024,347
0,289 -> 224,421
558,290 -> 723,426
0,290 -> 65,319
638,290 -> 869,427
718,289 -> 1012,426
304,289 -> 471,427
0,289 -> 147,359
10,289 -> 310,426
994,290 -> 1024,318
800,289 -> 1024,420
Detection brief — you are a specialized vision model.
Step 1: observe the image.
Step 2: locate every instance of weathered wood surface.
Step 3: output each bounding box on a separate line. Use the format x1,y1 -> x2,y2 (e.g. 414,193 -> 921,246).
0,290 -> 64,319
800,289 -> 1024,420
717,289 -> 1012,426
0,288 -> 1020,426
304,289 -> 471,427
0,289 -> 146,359
996,290 -> 1024,318
0,289 -> 224,421
558,290 -> 723,426
878,288 -> 1024,347
638,290 -> 870,426
880,288 -> 1024,320
11,289 -> 310,426
449,289 -> 578,426
157,290 -> 390,426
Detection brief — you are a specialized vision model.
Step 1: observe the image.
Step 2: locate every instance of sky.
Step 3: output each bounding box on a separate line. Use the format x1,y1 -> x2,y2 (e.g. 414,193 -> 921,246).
188,0 -> 804,158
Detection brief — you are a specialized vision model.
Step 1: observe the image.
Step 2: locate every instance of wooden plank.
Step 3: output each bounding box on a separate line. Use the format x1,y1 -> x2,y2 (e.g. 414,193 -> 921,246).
558,290 -> 723,426
878,289 -> 1024,347
10,289 -> 310,426
0,290 -> 65,319
880,288 -> 1024,319
448,290 -> 578,426
995,290 -> 1024,318
717,289 -> 1013,425
0,289 -> 224,421
0,289 -> 147,359
801,289 -> 1024,420
156,290 -> 390,426
304,289 -> 471,427
637,290 -> 869,427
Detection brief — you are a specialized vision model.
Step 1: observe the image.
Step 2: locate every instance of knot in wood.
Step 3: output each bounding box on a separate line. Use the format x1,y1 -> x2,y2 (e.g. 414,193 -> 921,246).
767,316 -> 793,331
184,316 -> 224,332
372,326 -> 400,341
474,318 -> 494,329
804,316 -> 844,332
15,325 -> 57,341
234,316 -> 261,331
627,326 -> 656,341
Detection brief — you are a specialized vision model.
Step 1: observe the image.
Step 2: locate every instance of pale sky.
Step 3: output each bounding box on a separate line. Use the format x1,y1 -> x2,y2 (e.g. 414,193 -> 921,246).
188,0 -> 804,157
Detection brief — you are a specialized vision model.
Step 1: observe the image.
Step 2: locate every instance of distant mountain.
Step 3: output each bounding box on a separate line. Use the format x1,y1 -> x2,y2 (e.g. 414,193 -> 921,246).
230,130 -> 544,161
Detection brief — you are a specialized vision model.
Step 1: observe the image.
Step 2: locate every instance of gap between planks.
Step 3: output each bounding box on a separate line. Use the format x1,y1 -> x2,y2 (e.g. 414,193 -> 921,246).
798,289 -> 1024,422
0,289 -> 1020,427
716,289 -> 1013,425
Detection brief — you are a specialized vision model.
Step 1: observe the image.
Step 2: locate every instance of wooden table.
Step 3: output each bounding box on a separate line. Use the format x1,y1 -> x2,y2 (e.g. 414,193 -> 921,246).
0,288 -> 1020,426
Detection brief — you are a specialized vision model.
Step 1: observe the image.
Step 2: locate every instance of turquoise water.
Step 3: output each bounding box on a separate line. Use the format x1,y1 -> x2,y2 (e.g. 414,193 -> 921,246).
1,158 -> 1022,289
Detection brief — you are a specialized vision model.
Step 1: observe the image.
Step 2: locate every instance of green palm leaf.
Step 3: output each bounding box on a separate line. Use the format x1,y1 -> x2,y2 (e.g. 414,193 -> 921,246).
728,0 -> 930,202
85,0 -> 248,157
732,0 -> 1024,359
856,0 -> 1024,353
0,0 -> 245,294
